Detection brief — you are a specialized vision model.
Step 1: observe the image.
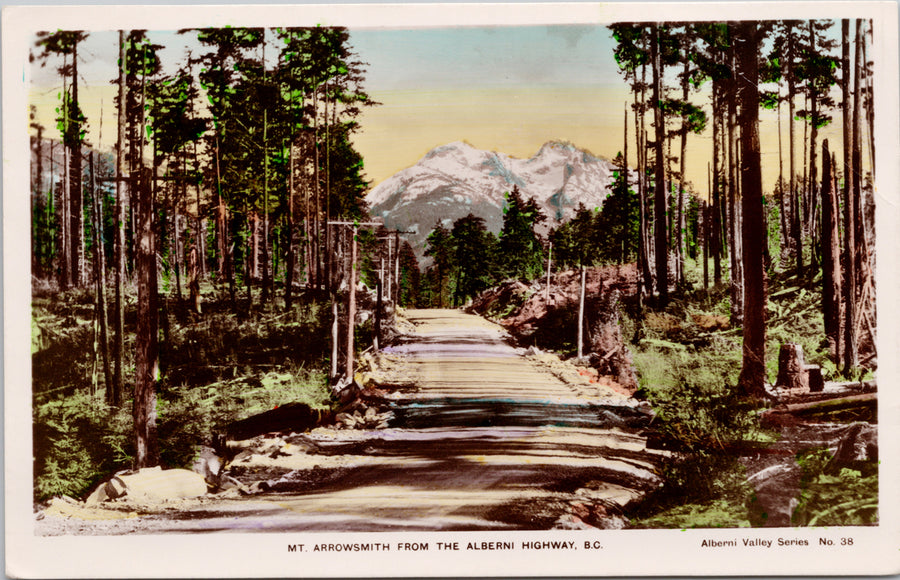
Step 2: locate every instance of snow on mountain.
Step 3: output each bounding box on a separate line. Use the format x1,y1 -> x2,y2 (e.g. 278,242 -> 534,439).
368,141 -> 625,260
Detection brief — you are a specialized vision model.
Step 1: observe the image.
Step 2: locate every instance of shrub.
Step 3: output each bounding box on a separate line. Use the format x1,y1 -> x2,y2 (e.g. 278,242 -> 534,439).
792,449 -> 878,526
33,392 -> 131,501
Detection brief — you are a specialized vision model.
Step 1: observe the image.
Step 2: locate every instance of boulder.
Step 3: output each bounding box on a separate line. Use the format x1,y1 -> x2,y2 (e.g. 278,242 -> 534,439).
85,467 -> 208,505
192,446 -> 223,488
828,423 -> 877,474
115,467 -> 208,501
746,462 -> 802,527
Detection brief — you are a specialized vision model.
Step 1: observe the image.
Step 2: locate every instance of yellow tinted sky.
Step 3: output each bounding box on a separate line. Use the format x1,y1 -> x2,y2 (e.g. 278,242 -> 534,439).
352,85 -> 851,199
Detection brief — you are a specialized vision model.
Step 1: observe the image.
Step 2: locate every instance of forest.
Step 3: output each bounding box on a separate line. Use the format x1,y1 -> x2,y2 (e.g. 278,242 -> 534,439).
30,19 -> 877,527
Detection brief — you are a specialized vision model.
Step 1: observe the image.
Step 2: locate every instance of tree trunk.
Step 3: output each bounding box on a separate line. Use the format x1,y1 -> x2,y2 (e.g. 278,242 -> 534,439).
133,168 -> 159,468
245,210 -> 254,310
840,19 -> 855,371
650,24 -> 668,305
821,141 -> 842,362
214,136 -> 237,312
863,23 -> 874,176
807,21 -> 820,272
286,140 -> 296,310
777,85 -> 788,258
374,275 -> 382,352
324,80 -> 333,294
346,226 -> 358,380
112,32 -> 127,407
173,172 -> 183,302
394,230 -> 401,304
727,48 -> 743,325
712,84 -> 723,285
261,41 -> 271,305
31,130 -> 42,277
677,57 -> 690,286
61,119 -> 71,291
702,197 -> 709,289
635,86 -> 651,297
214,137 -> 226,278
70,41 -> 85,289
90,152 -> 114,396
313,87 -> 321,289
735,21 -> 767,398
845,18 -> 864,371
787,24 -> 802,275
577,265 -> 586,359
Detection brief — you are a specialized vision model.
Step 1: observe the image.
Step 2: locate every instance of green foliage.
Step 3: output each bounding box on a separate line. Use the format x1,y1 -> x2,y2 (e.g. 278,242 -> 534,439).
424,222 -> 454,308
793,449 -> 878,526
549,203 -> 598,268
451,214 -> 498,305
33,391 -> 132,501
498,185 -> 546,281
157,366 -> 328,468
55,90 -> 86,147
596,154 -> 639,264
32,290 -> 335,501
147,69 -> 206,157
609,23 -> 649,73
632,497 -> 752,529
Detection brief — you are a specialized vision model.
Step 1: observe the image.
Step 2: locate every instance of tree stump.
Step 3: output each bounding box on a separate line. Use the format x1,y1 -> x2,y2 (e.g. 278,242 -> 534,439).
775,343 -> 808,391
804,364 -> 824,393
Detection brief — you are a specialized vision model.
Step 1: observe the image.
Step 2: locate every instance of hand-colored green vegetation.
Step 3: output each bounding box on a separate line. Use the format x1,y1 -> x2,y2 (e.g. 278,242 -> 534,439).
33,283 -> 333,501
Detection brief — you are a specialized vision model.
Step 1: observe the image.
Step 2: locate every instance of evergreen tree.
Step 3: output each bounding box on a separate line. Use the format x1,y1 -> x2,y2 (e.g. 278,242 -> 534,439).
597,152 -> 639,264
424,222 -> 454,308
450,214 -> 498,305
34,30 -> 89,289
498,185 -> 545,280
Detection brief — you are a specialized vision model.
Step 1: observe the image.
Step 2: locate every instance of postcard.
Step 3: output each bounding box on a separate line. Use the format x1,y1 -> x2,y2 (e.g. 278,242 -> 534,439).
4,1 -> 899,577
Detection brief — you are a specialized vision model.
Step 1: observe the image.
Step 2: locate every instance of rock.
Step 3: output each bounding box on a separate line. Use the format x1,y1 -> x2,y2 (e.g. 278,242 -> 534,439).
746,462 -> 802,527
829,423 -> 877,473
107,476 -> 127,498
84,483 -> 111,506
192,446 -> 223,487
586,289 -> 638,394
242,480 -> 270,495
217,475 -> 243,492
115,467 -> 208,501
83,474 -> 129,506
554,514 -> 595,530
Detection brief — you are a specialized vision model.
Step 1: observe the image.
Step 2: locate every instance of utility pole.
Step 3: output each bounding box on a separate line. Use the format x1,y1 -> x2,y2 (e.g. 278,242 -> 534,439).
545,241 -> 553,302
577,265 -> 586,360
376,235 -> 394,302
328,220 -> 382,381
394,230 -> 401,304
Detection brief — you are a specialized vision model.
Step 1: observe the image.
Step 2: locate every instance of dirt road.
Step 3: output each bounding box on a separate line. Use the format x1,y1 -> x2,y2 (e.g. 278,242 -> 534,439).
36,309 -> 667,534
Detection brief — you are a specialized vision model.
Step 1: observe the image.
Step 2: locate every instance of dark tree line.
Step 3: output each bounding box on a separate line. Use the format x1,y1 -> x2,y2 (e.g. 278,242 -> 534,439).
607,19 -> 876,395
30,26 -> 384,468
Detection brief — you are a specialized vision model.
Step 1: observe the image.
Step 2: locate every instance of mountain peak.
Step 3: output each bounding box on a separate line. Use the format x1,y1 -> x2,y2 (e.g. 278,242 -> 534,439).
368,141 -> 618,261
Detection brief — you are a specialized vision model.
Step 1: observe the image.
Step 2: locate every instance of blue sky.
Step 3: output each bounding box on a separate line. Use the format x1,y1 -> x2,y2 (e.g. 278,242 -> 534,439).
349,25 -> 621,91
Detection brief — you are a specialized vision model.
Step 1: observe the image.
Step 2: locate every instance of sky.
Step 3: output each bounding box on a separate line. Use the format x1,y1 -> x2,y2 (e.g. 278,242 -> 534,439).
28,23 -> 857,199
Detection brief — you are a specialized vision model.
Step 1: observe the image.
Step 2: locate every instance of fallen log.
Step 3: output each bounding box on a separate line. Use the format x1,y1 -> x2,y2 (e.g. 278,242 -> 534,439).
223,403 -> 329,441
770,393 -> 876,416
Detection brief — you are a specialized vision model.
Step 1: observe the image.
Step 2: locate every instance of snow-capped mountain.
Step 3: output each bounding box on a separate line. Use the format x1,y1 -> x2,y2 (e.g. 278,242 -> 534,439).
368,140 -> 625,260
